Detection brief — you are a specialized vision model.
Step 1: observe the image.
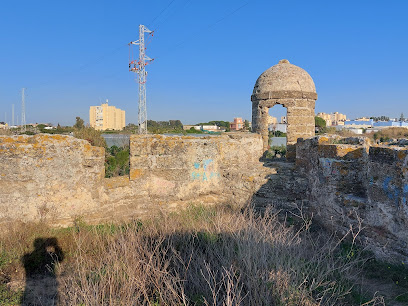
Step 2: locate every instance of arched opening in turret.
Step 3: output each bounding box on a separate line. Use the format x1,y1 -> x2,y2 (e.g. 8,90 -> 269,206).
267,104 -> 287,159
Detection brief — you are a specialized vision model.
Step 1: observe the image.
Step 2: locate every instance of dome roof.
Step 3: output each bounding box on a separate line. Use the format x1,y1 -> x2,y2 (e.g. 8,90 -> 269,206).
252,59 -> 316,95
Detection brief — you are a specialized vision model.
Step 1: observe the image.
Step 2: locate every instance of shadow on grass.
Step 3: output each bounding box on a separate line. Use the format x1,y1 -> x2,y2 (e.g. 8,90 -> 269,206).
21,238 -> 64,306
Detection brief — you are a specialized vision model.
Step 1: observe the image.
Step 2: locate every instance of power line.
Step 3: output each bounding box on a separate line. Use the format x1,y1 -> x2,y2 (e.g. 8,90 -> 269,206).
155,0 -> 251,60
148,0 -> 177,29
152,0 -> 193,32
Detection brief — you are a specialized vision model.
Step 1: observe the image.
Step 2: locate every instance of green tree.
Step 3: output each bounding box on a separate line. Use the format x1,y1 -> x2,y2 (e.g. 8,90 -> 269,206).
315,116 -> 326,128
74,117 -> 85,129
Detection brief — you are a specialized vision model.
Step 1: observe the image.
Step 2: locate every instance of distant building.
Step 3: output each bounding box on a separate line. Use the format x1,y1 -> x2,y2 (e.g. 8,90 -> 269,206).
316,112 -> 347,126
201,125 -> 224,132
183,125 -> 200,131
89,100 -> 125,131
373,121 -> 408,128
268,116 -> 278,125
183,125 -> 225,132
269,123 -> 287,133
230,117 -> 244,131
343,119 -> 374,129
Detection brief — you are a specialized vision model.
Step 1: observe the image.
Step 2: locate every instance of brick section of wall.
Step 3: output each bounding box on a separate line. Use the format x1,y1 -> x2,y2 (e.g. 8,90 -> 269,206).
296,136 -> 408,262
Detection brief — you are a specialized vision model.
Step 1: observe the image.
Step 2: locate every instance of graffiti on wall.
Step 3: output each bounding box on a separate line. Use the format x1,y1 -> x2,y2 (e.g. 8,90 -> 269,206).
319,158 -> 339,177
382,176 -> 408,206
191,159 -> 220,182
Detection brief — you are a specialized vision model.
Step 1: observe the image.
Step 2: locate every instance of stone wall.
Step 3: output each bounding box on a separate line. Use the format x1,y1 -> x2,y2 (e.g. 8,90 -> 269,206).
0,135 -> 105,225
296,136 -> 408,262
2,133 -> 407,262
129,134 -> 267,206
0,133 -> 266,227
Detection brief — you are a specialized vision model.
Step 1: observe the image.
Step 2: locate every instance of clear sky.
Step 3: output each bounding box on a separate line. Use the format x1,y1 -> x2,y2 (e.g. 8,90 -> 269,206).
0,0 -> 407,126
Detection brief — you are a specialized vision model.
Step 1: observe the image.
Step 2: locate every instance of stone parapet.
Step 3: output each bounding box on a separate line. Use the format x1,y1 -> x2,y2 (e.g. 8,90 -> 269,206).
0,133 -> 267,226
296,136 -> 408,262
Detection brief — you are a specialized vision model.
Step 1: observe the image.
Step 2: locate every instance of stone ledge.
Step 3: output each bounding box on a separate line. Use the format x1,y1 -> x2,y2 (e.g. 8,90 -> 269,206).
251,91 -> 318,101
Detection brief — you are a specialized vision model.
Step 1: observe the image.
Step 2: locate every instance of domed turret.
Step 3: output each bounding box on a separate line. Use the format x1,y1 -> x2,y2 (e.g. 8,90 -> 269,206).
251,59 -> 318,160
253,59 -> 316,96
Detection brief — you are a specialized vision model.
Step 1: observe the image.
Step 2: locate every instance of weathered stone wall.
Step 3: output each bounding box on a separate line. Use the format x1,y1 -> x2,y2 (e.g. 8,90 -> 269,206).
0,133 -> 267,227
296,136 -> 408,262
0,135 -> 105,225
2,133 -> 407,262
129,134 -> 267,206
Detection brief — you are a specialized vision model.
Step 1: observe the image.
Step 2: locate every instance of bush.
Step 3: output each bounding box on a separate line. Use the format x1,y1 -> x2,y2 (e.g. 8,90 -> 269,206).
105,146 -> 130,178
73,127 -> 106,148
265,145 -> 287,159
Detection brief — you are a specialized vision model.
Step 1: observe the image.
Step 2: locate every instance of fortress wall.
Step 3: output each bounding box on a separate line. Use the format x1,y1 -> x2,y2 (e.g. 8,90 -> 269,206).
129,134 -> 266,206
0,133 -> 266,226
0,135 -> 105,225
296,136 -> 408,262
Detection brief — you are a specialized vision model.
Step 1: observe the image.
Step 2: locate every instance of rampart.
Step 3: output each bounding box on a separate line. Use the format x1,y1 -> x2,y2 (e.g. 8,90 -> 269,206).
1,133 -> 407,262
296,136 -> 408,261
0,134 -> 266,227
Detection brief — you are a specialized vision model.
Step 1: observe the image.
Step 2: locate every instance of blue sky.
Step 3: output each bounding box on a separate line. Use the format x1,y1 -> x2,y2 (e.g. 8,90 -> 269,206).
0,0 -> 407,126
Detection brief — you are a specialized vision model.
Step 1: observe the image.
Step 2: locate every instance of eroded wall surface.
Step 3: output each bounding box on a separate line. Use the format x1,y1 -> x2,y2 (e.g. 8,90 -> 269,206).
0,133 -> 267,226
296,136 -> 408,262
0,135 -> 105,225
129,134 -> 267,206
2,133 -> 407,262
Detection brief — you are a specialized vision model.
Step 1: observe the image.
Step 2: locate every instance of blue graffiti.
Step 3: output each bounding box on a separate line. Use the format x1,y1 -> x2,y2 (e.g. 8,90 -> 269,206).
383,177 -> 394,200
191,172 -> 201,180
403,184 -> 408,206
203,159 -> 213,170
382,177 -> 407,206
191,159 -> 219,182
319,158 -> 338,177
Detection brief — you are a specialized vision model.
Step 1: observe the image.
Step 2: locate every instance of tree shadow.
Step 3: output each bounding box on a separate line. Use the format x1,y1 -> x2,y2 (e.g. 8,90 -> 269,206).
21,238 -> 64,306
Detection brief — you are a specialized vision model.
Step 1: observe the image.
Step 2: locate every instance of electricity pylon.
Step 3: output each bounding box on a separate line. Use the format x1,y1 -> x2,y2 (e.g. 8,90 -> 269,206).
129,25 -> 154,134
21,88 -> 26,132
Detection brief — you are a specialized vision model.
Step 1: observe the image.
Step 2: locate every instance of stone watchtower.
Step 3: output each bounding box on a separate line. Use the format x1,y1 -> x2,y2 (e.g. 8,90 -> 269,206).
251,59 -> 317,161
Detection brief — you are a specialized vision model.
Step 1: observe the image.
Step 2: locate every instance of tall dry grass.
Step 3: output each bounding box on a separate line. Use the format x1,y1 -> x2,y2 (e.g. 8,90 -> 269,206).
1,206 -> 383,305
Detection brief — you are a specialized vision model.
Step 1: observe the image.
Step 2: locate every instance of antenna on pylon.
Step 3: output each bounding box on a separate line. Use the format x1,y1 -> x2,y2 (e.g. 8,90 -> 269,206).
129,24 -> 154,134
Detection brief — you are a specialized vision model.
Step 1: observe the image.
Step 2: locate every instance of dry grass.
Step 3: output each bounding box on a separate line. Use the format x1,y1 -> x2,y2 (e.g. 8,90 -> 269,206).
369,127 -> 408,142
0,129 -> 13,136
0,205 -> 383,305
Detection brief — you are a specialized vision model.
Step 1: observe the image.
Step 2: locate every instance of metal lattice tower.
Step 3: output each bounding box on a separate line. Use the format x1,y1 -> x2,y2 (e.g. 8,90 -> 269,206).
21,88 -> 26,131
12,104 -> 14,127
129,25 -> 154,134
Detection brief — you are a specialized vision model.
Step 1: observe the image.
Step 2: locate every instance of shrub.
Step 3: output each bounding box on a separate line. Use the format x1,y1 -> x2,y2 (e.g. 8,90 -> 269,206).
105,146 -> 130,178
73,127 -> 106,148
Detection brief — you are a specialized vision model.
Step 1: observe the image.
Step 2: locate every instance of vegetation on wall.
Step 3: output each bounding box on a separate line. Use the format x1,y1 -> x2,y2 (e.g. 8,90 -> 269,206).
73,127 -> 106,148
147,120 -> 184,134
